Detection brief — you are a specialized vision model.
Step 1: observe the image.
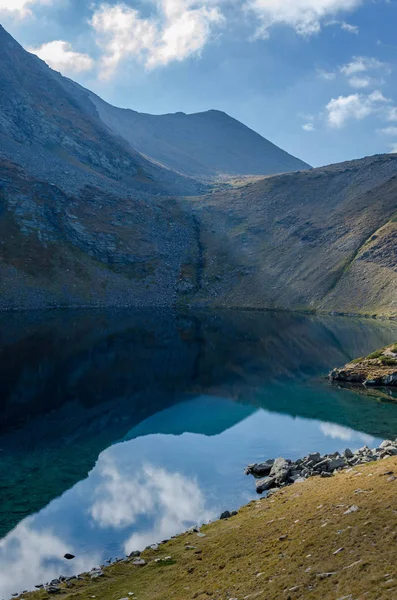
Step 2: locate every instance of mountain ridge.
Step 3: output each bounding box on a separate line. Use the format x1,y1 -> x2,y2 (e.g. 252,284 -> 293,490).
85,88 -> 311,180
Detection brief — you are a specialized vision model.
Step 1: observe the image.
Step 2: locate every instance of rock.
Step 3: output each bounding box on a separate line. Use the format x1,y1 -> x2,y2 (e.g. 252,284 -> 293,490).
245,460 -> 275,477
328,457 -> 347,471
316,572 -> 337,579
380,440 -> 394,449
343,448 -> 354,459
154,556 -> 172,563
313,458 -> 330,472
90,571 -> 104,579
321,472 -> 333,478
128,551 -> 141,558
197,532 -> 206,538
149,544 -> 159,550
64,553 -> 75,560
132,559 -> 146,566
270,458 -> 291,484
220,511 -> 231,519
256,476 -> 276,494
45,586 -> 61,593
344,505 -> 359,515
333,547 -> 344,555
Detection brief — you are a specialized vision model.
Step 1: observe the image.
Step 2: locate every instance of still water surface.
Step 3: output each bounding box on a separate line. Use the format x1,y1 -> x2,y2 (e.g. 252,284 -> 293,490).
1,309 -> 397,597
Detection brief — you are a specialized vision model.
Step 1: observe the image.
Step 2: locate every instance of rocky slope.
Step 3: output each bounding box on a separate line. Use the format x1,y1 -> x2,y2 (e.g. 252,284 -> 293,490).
87,90 -> 310,180
330,343 -> 397,386
0,160 -> 202,309
190,153 -> 397,317
0,25 -> 201,197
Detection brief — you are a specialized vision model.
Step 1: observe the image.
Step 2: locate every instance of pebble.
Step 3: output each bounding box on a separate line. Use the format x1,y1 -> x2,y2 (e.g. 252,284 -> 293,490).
333,547 -> 344,555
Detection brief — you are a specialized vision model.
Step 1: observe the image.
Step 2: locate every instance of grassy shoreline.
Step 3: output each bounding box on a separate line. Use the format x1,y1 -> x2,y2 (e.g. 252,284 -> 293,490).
17,456 -> 397,600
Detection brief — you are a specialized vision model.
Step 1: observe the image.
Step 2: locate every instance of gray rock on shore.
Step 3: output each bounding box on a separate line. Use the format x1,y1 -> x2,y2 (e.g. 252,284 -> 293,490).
247,438 -> 397,494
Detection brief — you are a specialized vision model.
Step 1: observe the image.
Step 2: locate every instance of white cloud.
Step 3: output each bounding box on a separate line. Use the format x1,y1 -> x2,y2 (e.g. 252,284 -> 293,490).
244,0 -> 363,38
0,0 -> 54,18
317,68 -> 336,81
348,75 -> 372,89
378,126 -> 397,136
302,122 -> 314,132
28,40 -> 94,74
389,143 -> 397,154
340,21 -> 359,34
386,107 -> 397,122
326,90 -> 390,128
91,1 -> 224,78
337,56 -> 388,89
340,56 -> 385,77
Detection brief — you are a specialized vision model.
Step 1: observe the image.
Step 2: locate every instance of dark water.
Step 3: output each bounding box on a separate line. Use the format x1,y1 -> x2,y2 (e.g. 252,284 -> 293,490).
1,309 -> 397,598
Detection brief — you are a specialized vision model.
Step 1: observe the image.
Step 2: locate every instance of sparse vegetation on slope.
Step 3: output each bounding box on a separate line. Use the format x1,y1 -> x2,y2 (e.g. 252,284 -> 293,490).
17,456 -> 397,600
189,154 -> 397,317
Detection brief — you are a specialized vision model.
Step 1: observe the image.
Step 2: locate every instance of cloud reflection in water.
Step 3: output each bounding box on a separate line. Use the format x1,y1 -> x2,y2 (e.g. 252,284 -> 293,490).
90,455 -> 214,553
0,520 -> 100,599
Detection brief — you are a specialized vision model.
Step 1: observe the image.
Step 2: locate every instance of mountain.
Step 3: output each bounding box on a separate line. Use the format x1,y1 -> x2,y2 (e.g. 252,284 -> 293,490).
85,91 -> 311,179
0,25 -> 396,315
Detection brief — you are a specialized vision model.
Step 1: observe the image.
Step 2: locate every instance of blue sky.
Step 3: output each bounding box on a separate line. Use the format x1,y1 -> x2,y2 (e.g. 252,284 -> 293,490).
2,0 -> 397,167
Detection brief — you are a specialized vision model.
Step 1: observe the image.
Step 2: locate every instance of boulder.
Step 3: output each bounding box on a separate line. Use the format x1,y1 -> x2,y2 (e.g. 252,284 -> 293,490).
328,457 -> 347,471
220,511 -> 231,520
245,460 -> 274,477
256,476 -> 276,494
270,458 -> 291,484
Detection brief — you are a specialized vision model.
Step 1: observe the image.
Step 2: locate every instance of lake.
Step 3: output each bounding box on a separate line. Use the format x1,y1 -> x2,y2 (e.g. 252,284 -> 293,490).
1,309 -> 397,598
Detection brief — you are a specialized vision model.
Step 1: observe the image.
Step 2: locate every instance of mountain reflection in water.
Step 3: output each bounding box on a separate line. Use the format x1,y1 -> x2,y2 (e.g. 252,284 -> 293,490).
1,309 -> 397,597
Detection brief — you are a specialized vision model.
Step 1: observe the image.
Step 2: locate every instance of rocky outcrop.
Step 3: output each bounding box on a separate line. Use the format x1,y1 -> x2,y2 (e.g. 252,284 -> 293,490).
246,439 -> 397,494
330,343 -> 397,387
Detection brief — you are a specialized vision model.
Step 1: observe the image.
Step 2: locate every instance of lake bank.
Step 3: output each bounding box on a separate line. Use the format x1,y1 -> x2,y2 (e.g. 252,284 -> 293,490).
15,453 -> 397,600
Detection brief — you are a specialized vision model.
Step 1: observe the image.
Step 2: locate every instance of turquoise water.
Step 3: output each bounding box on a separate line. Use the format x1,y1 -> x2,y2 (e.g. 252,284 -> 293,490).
1,309 -> 397,597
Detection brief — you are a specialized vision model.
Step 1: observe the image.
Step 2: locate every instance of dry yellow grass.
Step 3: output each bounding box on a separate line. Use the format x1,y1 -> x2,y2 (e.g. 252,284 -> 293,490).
19,456 -> 397,600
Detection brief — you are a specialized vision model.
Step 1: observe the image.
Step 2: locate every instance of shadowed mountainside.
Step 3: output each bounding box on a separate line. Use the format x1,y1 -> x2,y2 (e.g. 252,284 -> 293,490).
0,24 -> 202,197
